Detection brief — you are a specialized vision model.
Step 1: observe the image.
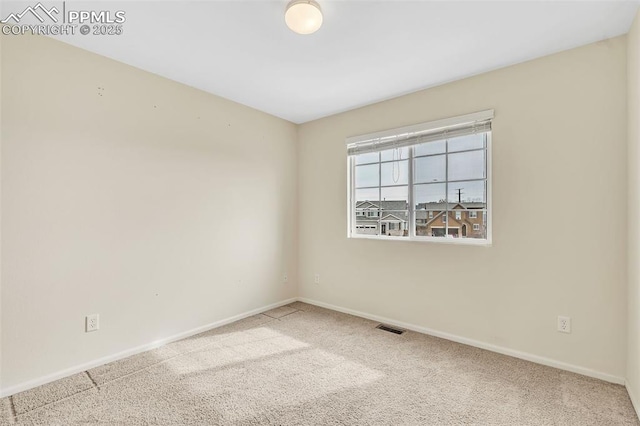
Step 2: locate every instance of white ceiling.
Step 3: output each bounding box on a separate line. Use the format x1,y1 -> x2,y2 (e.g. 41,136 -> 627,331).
7,1 -> 640,123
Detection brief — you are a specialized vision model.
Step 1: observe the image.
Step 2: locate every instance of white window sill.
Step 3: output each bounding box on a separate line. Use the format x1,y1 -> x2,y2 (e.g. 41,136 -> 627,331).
348,234 -> 492,247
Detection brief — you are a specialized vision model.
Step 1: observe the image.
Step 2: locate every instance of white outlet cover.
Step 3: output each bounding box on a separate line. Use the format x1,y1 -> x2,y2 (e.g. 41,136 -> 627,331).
86,314 -> 99,332
314,274 -> 320,284
557,316 -> 571,333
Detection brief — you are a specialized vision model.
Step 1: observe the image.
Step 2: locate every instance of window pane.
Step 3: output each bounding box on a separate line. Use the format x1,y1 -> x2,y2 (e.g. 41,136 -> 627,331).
355,163 -> 379,188
458,209 -> 488,239
414,183 -> 446,210
448,133 -> 485,152
431,227 -> 447,237
447,180 -> 486,204
415,210 -> 434,234
414,155 -> 446,184
415,140 -> 446,156
354,218 -> 379,236
355,152 -> 379,165
416,210 -> 447,237
355,188 -> 379,204
379,210 -> 409,237
381,186 -> 408,208
381,147 -> 409,162
448,150 -> 485,182
355,188 -> 380,236
414,182 -> 448,239
381,160 -> 408,186
354,225 -> 378,235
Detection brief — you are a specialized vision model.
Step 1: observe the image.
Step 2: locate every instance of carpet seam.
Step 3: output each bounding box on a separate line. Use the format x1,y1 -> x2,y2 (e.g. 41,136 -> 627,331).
264,308 -> 300,320
10,386 -> 97,419
8,396 -> 17,419
0,299 -> 296,399
0,326 -> 296,421
9,336 -> 297,421
9,371 -> 99,417
88,317 -> 280,388
275,309 -> 300,320
6,311 -> 290,419
85,371 -> 99,388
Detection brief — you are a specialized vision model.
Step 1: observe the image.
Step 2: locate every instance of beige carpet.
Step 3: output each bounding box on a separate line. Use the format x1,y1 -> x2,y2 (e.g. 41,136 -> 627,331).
1,302 -> 638,425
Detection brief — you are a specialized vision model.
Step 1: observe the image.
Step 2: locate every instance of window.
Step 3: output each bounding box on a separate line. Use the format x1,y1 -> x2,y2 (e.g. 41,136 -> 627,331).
347,110 -> 492,244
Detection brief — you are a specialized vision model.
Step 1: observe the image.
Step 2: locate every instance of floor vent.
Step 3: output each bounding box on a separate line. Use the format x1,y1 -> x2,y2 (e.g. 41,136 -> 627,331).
376,324 -> 406,335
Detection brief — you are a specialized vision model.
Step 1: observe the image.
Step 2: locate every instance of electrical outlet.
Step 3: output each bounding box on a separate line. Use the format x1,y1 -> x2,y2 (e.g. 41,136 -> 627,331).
283,274 -> 288,283
557,316 -> 571,333
314,273 -> 320,284
86,314 -> 99,332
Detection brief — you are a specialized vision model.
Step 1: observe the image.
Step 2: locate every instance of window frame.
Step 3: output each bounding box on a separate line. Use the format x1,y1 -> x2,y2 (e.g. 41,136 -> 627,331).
346,112 -> 493,246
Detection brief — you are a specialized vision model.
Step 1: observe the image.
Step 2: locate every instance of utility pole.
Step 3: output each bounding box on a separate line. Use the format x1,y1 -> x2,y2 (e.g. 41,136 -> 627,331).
454,188 -> 463,203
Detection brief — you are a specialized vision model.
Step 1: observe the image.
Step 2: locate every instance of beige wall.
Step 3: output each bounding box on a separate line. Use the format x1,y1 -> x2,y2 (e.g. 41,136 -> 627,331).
298,37 -> 628,380
0,34 -> 298,389
0,27 -> 3,392
628,9 -> 640,413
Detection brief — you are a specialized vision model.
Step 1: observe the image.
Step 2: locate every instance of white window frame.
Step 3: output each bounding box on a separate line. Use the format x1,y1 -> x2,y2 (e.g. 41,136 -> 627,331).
346,110 -> 493,246
455,211 -> 461,220
473,224 -> 480,231
469,211 -> 478,218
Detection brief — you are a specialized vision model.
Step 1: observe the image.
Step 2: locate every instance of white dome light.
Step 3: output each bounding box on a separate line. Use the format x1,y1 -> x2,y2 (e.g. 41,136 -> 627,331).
285,0 -> 323,35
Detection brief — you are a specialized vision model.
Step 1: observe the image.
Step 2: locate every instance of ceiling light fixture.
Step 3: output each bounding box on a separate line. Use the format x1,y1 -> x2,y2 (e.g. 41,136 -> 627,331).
285,0 -> 323,35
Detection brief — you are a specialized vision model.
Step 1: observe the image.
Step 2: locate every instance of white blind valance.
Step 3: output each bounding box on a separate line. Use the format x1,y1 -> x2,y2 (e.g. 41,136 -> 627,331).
346,110 -> 494,156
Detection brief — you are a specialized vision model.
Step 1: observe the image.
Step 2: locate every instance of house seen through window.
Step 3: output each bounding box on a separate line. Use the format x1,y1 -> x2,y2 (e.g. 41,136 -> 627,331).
347,111 -> 492,244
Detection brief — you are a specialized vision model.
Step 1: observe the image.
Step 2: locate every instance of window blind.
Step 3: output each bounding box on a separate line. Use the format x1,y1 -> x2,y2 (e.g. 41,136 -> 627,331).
346,110 -> 493,156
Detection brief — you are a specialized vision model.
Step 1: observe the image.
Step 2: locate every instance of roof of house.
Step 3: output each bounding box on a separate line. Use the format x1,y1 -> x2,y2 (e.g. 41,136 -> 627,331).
355,200 -> 487,227
415,202 -> 486,210
356,200 -> 408,211
356,200 -> 485,211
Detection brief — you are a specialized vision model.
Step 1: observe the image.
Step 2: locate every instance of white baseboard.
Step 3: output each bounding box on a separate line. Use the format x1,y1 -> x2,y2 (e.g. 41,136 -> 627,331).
0,297 -> 297,398
298,297 -> 626,385
628,383 -> 640,419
